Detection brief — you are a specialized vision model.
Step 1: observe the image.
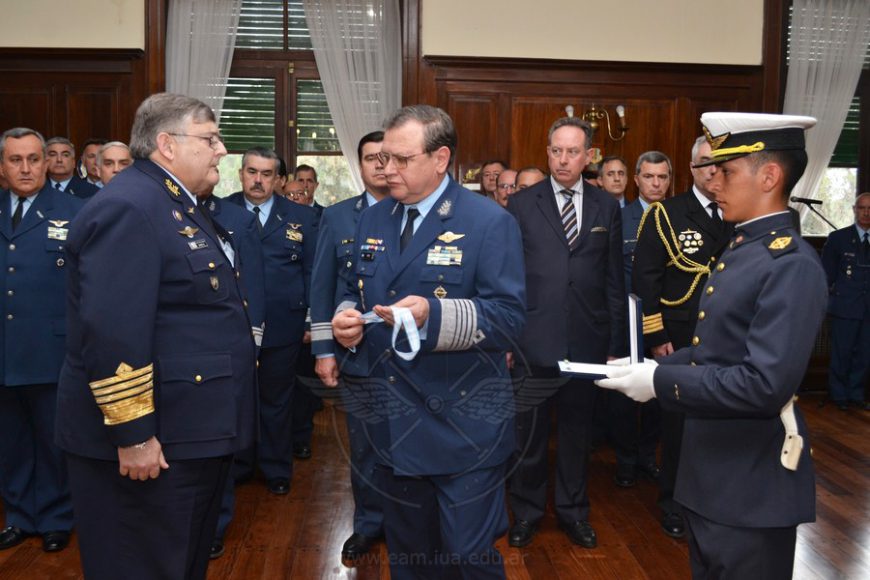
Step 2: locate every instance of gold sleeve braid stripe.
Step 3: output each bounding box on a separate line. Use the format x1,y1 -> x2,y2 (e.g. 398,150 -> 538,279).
89,363 -> 155,426
635,202 -> 712,307
642,313 -> 664,334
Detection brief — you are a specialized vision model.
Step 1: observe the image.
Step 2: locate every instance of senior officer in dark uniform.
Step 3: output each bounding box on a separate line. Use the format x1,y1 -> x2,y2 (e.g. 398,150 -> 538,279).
310,130 -> 389,561
332,105 -> 525,580
226,147 -> 316,496
630,136 -> 732,538
0,128 -> 82,553
56,93 -> 258,580
821,191 -> 870,411
598,112 -> 827,579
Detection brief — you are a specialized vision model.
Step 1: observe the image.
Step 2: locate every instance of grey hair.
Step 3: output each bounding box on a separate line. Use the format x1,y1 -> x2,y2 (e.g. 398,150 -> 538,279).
0,127 -> 46,160
129,93 -> 216,158
547,117 -> 593,149
45,136 -> 74,151
241,146 -> 280,171
635,150 -> 673,175
383,105 -> 456,163
690,136 -> 707,162
97,141 -> 131,165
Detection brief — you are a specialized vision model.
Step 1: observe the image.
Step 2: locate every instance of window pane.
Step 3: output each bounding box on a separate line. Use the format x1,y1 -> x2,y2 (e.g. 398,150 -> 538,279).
830,97 -> 860,167
218,77 -> 276,152
296,80 -> 340,152
288,0 -> 313,50
295,154 -> 357,206
214,154 -> 243,198
236,0 -> 284,50
802,167 -> 858,236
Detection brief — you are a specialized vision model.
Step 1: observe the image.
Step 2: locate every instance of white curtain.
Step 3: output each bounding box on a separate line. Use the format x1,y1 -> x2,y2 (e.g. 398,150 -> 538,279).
166,0 -> 243,123
302,0 -> 402,192
783,0 -> 870,210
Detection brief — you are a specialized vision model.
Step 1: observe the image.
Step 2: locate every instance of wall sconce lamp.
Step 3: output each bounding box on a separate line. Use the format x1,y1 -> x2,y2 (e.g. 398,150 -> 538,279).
581,104 -> 628,141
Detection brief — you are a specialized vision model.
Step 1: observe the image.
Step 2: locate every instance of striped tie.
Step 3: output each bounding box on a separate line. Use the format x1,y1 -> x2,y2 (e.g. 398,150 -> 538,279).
560,189 -> 579,248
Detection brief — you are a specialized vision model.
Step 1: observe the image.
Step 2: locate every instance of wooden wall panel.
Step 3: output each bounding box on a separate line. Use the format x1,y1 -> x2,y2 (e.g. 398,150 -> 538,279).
443,93 -> 501,181
0,88 -> 52,134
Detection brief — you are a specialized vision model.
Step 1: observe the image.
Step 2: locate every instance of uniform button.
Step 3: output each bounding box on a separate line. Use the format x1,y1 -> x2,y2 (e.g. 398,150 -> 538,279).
388,290 -> 396,297
8,244 -> 15,251
56,258 -> 65,267
360,266 -> 366,272
459,390 -> 467,397
243,300 -> 248,308
388,376 -> 396,383
710,255 -> 716,262
706,286 -> 714,295
235,271 -> 240,279
6,290 -> 12,297
384,349 -> 391,355
208,262 -> 216,269
7,267 -> 14,273
698,311 -> 705,320
692,336 -> 700,346
690,362 -> 696,366
256,360 -> 260,368
346,261 -> 352,268
437,274 -> 444,281
195,375 -> 203,383
717,263 -> 725,272
6,314 -> 13,320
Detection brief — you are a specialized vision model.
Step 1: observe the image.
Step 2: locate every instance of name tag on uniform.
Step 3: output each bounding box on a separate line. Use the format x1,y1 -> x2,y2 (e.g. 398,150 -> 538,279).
47,226 -> 68,241
426,245 -> 462,266
188,239 -> 209,250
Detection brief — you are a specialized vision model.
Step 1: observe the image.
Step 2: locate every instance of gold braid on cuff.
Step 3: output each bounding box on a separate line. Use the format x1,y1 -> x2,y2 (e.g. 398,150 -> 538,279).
89,362 -> 155,426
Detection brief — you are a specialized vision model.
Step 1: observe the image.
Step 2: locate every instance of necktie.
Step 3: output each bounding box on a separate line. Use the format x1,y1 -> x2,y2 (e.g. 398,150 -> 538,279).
11,196 -> 25,231
560,190 -> 579,248
253,206 -> 264,233
400,208 -> 420,253
862,232 -> 869,261
708,201 -> 723,231
54,181 -> 63,191
196,198 -> 217,235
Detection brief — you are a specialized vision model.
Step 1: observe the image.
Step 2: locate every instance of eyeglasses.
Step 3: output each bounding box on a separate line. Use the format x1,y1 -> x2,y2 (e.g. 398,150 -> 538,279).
547,147 -> 584,159
376,151 -> 428,169
362,153 -> 381,164
169,133 -> 224,150
497,183 -> 516,191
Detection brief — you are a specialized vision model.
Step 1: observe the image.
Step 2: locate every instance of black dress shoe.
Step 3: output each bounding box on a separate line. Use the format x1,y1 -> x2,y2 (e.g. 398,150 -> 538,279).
661,512 -> 685,538
209,539 -> 225,559
638,461 -> 661,481
613,464 -> 637,487
508,519 -> 537,548
836,401 -> 849,411
293,443 -> 312,460
42,531 -> 70,552
0,526 -> 30,550
267,478 -> 290,495
559,520 -> 597,548
341,532 -> 376,560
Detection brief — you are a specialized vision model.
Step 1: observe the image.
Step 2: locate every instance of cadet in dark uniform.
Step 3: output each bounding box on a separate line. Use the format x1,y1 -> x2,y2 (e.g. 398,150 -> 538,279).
598,112 -> 827,579
630,137 -> 732,537
0,128 -> 82,553
821,191 -> 870,410
310,131 -> 389,561
56,93 -> 258,580
226,148 -> 316,496
332,105 -> 526,579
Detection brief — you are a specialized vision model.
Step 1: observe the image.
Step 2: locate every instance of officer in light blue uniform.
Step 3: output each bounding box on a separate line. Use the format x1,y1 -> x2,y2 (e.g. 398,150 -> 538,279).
0,128 -> 82,553
226,147 -> 316,496
821,192 -> 870,410
332,106 -> 525,580
597,112 -> 827,580
310,130 -> 389,561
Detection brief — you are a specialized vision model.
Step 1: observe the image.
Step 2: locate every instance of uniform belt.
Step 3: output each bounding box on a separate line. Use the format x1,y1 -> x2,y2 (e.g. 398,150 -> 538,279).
779,396 -> 802,471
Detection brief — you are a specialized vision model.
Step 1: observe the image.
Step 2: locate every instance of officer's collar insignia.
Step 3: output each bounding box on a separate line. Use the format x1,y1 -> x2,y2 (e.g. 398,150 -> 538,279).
172,210 -> 184,222
391,203 -> 400,216
179,226 -> 199,238
289,223 -> 301,230
438,231 -> 465,243
207,200 -> 216,212
48,220 -> 69,228
164,179 -> 181,197
36,210 -> 45,219
703,125 -> 729,151
355,199 -> 363,210
768,236 -> 792,250
437,199 -> 452,217
275,214 -> 282,222
186,206 -> 196,215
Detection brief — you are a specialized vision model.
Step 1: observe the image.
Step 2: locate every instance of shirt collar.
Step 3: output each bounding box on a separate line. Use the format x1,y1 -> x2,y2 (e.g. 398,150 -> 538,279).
638,197 -> 650,211
52,177 -> 72,190
550,176 -> 584,196
244,194 -> 275,217
736,210 -> 790,229
9,191 -> 38,207
403,174 -> 449,219
364,191 -> 379,208
855,224 -> 870,237
692,185 -> 716,209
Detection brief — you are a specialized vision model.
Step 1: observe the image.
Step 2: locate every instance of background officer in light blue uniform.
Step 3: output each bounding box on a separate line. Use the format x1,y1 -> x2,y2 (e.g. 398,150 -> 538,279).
226,147 -> 316,496
0,128 -> 82,553
310,130 -> 389,561
821,191 -> 870,411
332,105 -> 526,580
598,112 -> 827,580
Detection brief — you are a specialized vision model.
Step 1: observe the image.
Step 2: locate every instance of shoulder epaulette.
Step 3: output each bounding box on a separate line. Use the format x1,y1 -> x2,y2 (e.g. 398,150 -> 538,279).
765,232 -> 798,258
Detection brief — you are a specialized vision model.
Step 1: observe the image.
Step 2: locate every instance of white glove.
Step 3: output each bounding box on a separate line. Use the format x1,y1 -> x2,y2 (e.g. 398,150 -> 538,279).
595,364 -> 657,403
607,356 -> 658,367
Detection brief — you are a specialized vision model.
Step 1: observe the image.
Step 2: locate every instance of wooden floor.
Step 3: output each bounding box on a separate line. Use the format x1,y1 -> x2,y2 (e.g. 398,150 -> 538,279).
1,393 -> 868,579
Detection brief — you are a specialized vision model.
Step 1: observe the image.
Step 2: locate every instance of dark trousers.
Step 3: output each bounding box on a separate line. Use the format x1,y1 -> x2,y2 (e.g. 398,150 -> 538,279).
376,463 -> 507,580
291,343 -> 319,448
658,409 -> 685,513
508,370 -> 595,524
345,389 -> 384,537
684,508 -> 797,580
0,383 -> 72,533
828,315 -> 870,404
610,392 -> 660,467
258,343 -> 301,481
67,452 -> 231,580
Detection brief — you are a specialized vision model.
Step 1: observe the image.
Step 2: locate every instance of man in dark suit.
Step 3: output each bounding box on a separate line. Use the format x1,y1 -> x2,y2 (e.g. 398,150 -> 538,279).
610,151 -> 672,490
0,128 -> 82,553
598,112 -> 826,579
56,93 -> 258,579
332,105 -> 526,579
311,131 -> 389,561
80,138 -> 107,188
506,116 -> 625,549
631,137 -> 732,537
226,148 -> 316,496
821,191 -> 870,410
600,155 -> 628,208
45,137 -> 99,199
